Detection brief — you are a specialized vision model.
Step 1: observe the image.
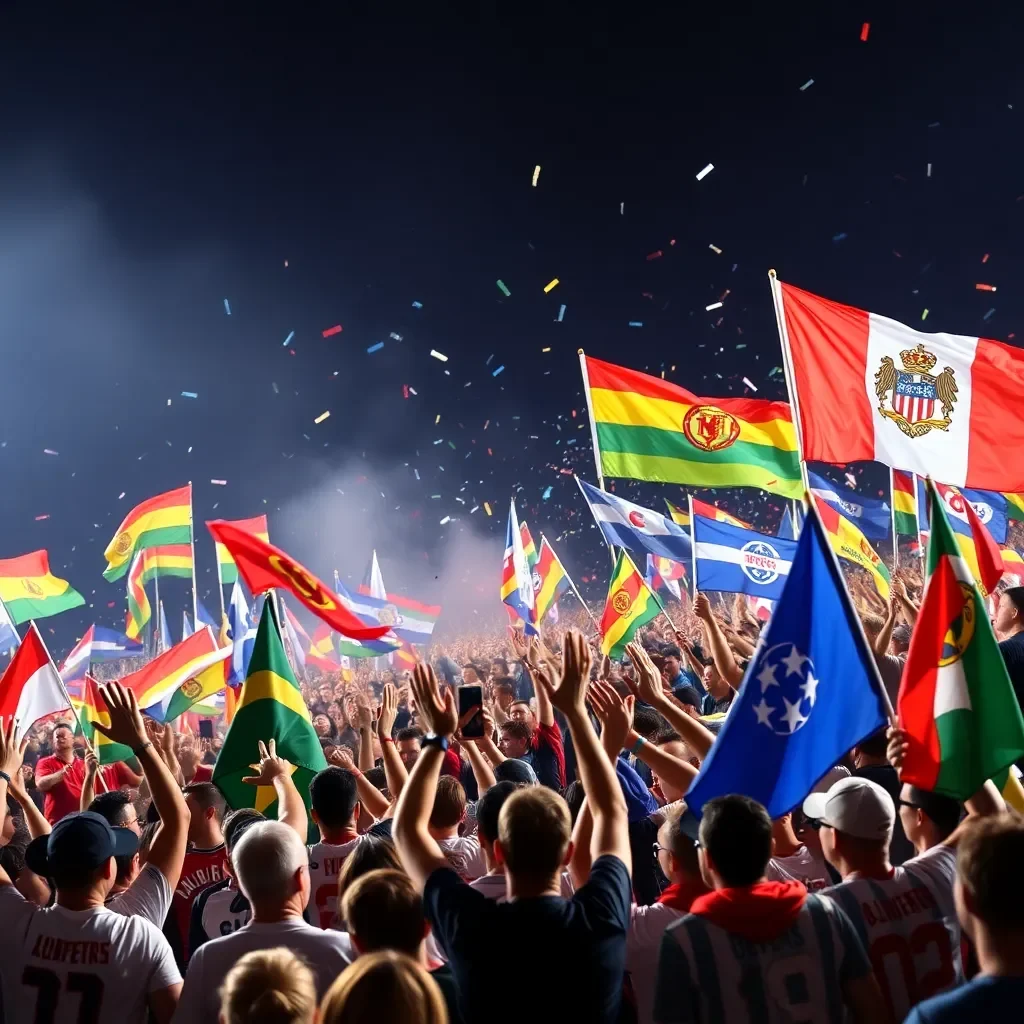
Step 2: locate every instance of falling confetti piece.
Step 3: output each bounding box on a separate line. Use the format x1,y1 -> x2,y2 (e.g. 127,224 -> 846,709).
620,202 -> 624,215
492,365 -> 505,377
322,325 -> 342,338
118,492 -> 125,499
860,22 -> 870,41
982,253 -> 990,263
646,251 -> 663,261
705,301 -> 723,311
709,244 -> 722,254
832,232 -> 847,242
557,304 -> 566,322
223,299 -> 231,315
543,278 -> 559,293
484,502 -> 492,516
922,309 -> 929,320
35,514 -> 49,521
180,391 -> 198,399
799,79 -> 814,91
272,382 -> 279,393
927,163 -> 932,177
542,486 -> 552,500
496,280 -> 511,297
531,164 -> 541,187
367,342 -> 384,353
430,350 -> 449,362
43,449 -> 58,456
389,332 -> 403,341
695,163 -> 714,181
283,330 -> 295,347
211,479 -> 227,486
628,321 -> 643,327
440,516 -> 451,525
412,300 -> 423,309
541,347 -> 551,353
976,283 -> 997,292
743,377 -> 758,391
983,308 -> 996,321
315,410 -> 331,424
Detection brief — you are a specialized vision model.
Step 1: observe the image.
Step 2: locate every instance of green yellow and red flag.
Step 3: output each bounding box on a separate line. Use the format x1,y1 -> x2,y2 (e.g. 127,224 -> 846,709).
599,550 -> 661,659
0,550 -> 84,624
812,494 -> 892,600
216,515 -> 270,586
103,485 -> 192,582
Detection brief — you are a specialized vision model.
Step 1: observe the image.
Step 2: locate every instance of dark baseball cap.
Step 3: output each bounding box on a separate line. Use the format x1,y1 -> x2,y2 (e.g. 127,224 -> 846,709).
26,811 -> 139,880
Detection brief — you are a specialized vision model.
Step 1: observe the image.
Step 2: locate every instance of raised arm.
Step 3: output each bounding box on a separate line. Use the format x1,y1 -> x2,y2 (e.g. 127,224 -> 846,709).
241,739 -> 309,839
355,696 -> 376,773
375,683 -> 408,802
7,765 -> 50,839
80,749 -> 99,811
893,574 -> 918,627
460,717 -> 497,795
0,718 -> 30,887
873,593 -> 898,657
329,748 -> 391,820
694,592 -> 744,689
533,630 -> 630,874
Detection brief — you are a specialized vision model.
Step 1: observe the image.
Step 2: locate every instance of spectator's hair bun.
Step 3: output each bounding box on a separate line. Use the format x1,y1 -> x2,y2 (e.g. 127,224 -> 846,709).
219,947 -> 316,1024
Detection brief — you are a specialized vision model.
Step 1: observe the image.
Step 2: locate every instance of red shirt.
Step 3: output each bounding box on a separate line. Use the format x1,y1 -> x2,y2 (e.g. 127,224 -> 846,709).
188,763 -> 214,784
35,755 -> 136,825
167,844 -> 229,965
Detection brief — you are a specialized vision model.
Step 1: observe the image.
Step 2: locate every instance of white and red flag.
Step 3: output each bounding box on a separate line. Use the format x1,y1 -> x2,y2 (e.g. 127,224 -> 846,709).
776,280 -> 1024,491
0,622 -> 71,739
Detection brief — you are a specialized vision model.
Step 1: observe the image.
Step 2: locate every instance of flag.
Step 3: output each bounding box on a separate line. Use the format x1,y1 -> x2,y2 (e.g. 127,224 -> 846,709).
533,537 -> 571,621
363,550 -> 387,600
892,470 -> 918,537
205,521 -> 390,642
311,624 -> 341,669
89,627 -> 143,662
158,602 -> 172,653
1001,548 -> 1024,583
1005,493 -> 1024,523
120,627 -> 226,712
812,495 -> 892,600
0,550 -> 84,624
665,500 -> 690,528
897,480 -> 1024,801
213,600 -> 328,818
78,675 -> 135,764
280,601 -> 307,672
919,485 -> 1009,546
226,582 -> 257,688
501,500 -> 537,634
60,630 -> 92,695
685,502 -> 888,818
392,639 -> 418,670
692,514 -> 798,601
354,572 -> 441,638
338,638 -> 388,659
0,624 -> 71,740
0,597 -> 18,652
777,280 -> 1024,490
519,523 -> 539,570
691,498 -> 750,529
581,354 -> 802,498
196,600 -> 218,631
216,515 -> 269,586
182,611 -> 193,640
160,643 -> 233,722
103,484 -> 192,581
61,626 -> 143,699
806,470 -> 892,541
577,478 -> 693,563
125,549 -> 151,640
646,555 -> 682,602
600,551 -> 662,658
778,504 -> 801,540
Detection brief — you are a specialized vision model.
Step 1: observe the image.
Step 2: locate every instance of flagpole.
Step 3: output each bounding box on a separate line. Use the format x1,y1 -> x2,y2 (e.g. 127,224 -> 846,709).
215,554 -> 226,629
687,494 -> 698,599
577,349 -> 605,491
889,466 -> 899,571
541,533 -> 601,631
622,549 -> 679,633
188,481 -> 199,626
153,576 -> 161,654
913,472 -> 923,557
790,499 -> 801,538
768,270 -> 811,494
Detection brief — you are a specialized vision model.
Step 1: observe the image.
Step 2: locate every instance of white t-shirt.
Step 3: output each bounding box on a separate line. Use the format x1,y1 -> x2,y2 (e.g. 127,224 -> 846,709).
173,918 -> 351,1024
107,864 -> 173,928
627,902 -> 687,1024
821,843 -> 961,1022
307,838 -> 362,929
436,835 -> 487,880
0,884 -> 180,1024
469,871 -> 575,901
767,846 -> 831,891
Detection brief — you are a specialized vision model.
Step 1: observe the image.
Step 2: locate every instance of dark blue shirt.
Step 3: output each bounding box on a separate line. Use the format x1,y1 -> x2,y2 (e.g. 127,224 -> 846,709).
905,976 -> 1024,1023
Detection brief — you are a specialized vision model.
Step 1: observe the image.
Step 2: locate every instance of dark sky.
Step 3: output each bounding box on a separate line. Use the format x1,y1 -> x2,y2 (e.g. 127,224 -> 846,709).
2,4 -> 1023,653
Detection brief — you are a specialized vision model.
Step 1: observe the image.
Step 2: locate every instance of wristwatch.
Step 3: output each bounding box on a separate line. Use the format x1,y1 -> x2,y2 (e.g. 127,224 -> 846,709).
421,733 -> 450,752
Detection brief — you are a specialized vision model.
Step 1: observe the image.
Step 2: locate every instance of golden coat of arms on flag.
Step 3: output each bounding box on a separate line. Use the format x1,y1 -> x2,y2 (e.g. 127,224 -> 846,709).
874,343 -> 958,438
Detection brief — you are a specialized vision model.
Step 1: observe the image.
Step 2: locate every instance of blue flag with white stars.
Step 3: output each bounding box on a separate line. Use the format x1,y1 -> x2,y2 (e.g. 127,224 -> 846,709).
685,503 -> 888,819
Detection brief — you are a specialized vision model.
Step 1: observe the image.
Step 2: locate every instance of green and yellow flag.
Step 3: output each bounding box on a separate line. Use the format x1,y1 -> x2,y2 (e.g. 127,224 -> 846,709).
76,676 -> 134,764
103,485 -> 192,582
213,599 -> 327,821
600,551 -> 661,658
0,550 -> 84,624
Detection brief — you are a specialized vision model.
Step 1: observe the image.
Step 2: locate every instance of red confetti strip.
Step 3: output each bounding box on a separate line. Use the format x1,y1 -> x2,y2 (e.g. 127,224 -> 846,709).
322,325 -> 343,338
860,22 -> 870,41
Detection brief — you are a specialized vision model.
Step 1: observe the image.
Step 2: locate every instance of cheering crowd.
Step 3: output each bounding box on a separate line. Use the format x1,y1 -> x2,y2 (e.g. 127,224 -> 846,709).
2,565 -> 1024,1024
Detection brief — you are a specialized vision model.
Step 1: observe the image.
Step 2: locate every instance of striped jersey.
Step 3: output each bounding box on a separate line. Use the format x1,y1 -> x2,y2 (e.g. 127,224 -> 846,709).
654,894 -> 869,1023
820,844 -> 961,1021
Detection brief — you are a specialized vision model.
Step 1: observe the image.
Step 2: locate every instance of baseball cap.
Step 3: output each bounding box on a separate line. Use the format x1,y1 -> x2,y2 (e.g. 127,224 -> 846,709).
494,758 -> 539,785
26,811 -> 139,880
802,776 -> 895,842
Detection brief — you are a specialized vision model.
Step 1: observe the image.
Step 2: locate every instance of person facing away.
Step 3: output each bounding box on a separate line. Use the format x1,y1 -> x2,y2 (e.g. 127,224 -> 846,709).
172,820 -> 351,1024
217,946 -> 317,1024
307,765 -> 364,929
654,793 -> 887,1024
393,632 -> 633,1024
905,815 -> 1024,1023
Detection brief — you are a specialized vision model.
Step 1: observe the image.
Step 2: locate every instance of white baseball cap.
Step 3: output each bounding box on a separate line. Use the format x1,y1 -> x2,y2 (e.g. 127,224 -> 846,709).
802,776 -> 895,842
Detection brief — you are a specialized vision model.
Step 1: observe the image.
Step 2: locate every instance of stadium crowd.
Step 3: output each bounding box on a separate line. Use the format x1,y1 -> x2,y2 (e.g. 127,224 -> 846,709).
3,568 -> 1024,1024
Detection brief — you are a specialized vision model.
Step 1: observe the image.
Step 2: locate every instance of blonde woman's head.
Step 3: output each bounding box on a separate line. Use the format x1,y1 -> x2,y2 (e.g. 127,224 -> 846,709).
319,951 -> 447,1024
219,948 -> 317,1024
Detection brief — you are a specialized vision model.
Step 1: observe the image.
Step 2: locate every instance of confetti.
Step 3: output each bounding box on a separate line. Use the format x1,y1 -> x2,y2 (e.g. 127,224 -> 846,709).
832,232 -> 848,242
922,309 -> 929,320
646,250 -> 663,261
412,300 -> 423,309
557,304 -> 566,322
982,253 -> 990,263
180,391 -> 198,399
322,325 -> 342,338
695,163 -> 714,181
705,302 -> 723,311
283,330 -> 295,347
484,502 -> 492,516
211,479 -> 227,486
543,278 -> 559,293
628,321 -> 643,327
367,342 -> 384,353
35,514 -> 50,521
223,299 -> 231,315
272,382 -> 279,393
43,449 -> 58,456
389,332 -> 403,341
430,350 -> 449,362
983,308 -> 996,321
799,79 -> 814,91
314,411 -> 331,424
976,283 -> 997,292
620,202 -> 624,215
860,22 -> 870,41
541,347 -> 551,353
118,492 -> 125,500
742,377 -> 758,391
440,516 -> 451,525
927,163 -> 932,178
496,280 -> 511,297
542,486 -> 552,500
709,244 -> 722,254
532,164 -> 541,187
492,365 -> 505,377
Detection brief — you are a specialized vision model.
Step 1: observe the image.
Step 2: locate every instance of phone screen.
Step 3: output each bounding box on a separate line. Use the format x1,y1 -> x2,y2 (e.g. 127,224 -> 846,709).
198,720 -> 215,740
458,684 -> 485,738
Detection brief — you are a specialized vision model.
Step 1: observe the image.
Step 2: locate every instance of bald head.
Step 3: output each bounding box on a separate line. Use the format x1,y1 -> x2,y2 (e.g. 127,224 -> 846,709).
232,820 -> 308,908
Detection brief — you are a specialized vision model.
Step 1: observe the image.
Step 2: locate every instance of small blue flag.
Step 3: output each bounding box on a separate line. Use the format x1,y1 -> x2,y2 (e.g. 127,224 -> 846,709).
807,470 -> 891,541
777,503 -> 801,540
693,516 -> 798,601
686,504 -> 887,818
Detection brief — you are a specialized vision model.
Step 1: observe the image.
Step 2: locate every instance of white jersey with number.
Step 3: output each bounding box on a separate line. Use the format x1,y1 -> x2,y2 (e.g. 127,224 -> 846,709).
307,838 -> 362,929
0,885 -> 180,1024
820,843 -> 961,1021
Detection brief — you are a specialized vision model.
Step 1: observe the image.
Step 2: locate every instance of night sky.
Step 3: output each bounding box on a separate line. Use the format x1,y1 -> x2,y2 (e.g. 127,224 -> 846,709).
2,5 -> 1023,654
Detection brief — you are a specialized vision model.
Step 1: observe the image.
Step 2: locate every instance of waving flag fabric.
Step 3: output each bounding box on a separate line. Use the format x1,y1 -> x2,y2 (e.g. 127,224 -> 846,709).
892,470 -> 918,537
0,550 -> 84,624
103,485 -> 192,582
533,537 -> 571,621
501,500 -> 537,635
812,495 -> 892,600
216,515 -> 269,586
0,597 -> 18,652
0,624 -> 70,740
692,514 -> 798,601
120,627 -> 225,711
807,469 -> 891,541
600,551 -> 661,658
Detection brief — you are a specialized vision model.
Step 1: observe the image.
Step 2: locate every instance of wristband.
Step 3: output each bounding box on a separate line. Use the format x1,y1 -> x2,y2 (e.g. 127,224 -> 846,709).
132,741 -> 154,757
381,737 -> 395,744
629,736 -> 646,756
0,770 -> 10,785
421,733 -> 450,752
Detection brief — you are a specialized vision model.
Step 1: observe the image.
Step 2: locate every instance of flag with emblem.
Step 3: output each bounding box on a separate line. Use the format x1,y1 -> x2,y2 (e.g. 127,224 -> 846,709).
898,479 -> 1024,802
102,484 -> 193,582
686,499 -> 889,818
665,500 -> 690,528
78,675 -> 136,764
600,550 -> 661,658
692,513 -> 798,601
0,550 -> 85,624
213,599 -> 327,818
775,279 -> 1024,490
580,353 -> 802,498
500,499 -> 537,635
807,469 -> 891,541
812,495 -> 892,600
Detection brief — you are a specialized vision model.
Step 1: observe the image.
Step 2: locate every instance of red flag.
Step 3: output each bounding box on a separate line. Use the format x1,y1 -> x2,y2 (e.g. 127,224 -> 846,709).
962,495 -> 1004,594
206,521 -> 389,642
0,623 -> 70,737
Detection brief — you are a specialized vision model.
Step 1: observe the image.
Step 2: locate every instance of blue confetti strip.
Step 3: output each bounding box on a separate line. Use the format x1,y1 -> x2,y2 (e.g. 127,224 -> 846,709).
412,301 -> 423,309
283,330 -> 295,347
557,304 -> 566,322
629,321 -> 643,327
983,308 -> 996,321
367,342 -> 384,353
492,365 -> 505,377
223,299 -> 231,315
542,485 -> 552,500
180,391 -> 198,399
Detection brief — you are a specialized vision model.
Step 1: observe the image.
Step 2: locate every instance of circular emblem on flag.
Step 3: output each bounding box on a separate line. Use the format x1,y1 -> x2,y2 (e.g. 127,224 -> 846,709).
20,578 -> 43,597
612,589 -> 632,614
267,555 -> 337,612
859,537 -> 879,566
181,679 -> 203,699
628,510 -> 646,529
971,501 -> 993,524
946,492 -> 967,515
750,643 -> 819,735
532,571 -> 543,594
740,541 -> 781,586
939,583 -> 976,667
377,605 -> 400,627
682,405 -> 740,452
113,531 -> 134,557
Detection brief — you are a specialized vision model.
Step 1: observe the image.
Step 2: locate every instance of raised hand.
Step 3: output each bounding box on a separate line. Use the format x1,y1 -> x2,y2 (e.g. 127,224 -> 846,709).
355,696 -> 374,732
509,628 -> 530,661
241,739 -> 294,786
0,717 -> 29,780
84,749 -> 99,778
410,663 -> 459,737
886,725 -> 909,775
588,680 -> 635,754
693,591 -> 712,622
328,746 -> 357,771
92,682 -> 147,751
625,641 -> 667,706
376,682 -> 398,739
532,629 -> 593,716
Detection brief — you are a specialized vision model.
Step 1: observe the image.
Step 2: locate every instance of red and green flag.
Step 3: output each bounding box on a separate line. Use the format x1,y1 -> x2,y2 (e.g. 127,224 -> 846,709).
897,479 -> 1024,801
599,550 -> 661,659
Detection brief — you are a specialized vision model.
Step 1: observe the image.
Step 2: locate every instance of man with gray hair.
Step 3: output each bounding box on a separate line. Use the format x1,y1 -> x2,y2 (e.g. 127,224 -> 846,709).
172,755 -> 351,1023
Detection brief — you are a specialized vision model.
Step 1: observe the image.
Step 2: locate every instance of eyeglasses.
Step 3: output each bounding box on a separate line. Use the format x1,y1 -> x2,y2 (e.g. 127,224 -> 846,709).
652,842 -> 667,859
898,799 -> 920,811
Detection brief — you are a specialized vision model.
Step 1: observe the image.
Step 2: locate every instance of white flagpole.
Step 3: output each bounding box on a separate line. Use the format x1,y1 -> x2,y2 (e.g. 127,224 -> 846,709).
913,472 -> 924,557
687,494 -> 698,599
768,270 -> 811,494
153,576 -> 161,654
577,349 -> 604,491
215,552 -> 226,628
188,481 -> 199,626
540,532 -> 600,631
889,466 -> 900,571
